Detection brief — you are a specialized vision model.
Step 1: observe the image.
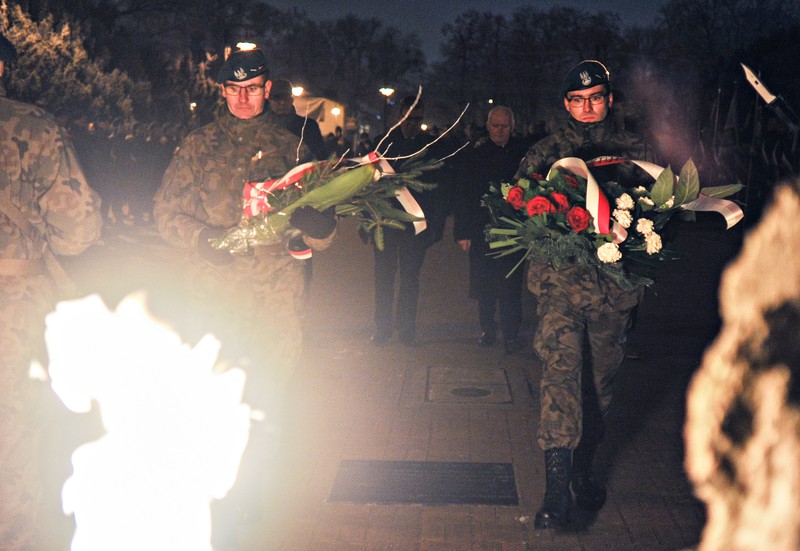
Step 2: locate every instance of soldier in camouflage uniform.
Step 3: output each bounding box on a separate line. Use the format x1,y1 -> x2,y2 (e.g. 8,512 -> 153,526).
153,44 -> 336,536
518,60 -> 658,529
1,33 -> 103,550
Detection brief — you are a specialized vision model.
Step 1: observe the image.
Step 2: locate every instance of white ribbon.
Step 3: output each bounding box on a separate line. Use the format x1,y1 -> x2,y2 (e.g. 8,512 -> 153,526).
681,194 -> 744,229
353,151 -> 427,235
587,156 -> 744,229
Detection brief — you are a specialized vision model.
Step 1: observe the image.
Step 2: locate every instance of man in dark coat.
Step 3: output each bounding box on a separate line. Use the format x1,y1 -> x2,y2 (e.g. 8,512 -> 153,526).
453,106 -> 529,353
370,96 -> 450,346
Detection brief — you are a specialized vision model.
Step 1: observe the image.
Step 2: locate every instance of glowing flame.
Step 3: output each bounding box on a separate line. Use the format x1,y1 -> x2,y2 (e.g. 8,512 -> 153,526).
41,294 -> 251,551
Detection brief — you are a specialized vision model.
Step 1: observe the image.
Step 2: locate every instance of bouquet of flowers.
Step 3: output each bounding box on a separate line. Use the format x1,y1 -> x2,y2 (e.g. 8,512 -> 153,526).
483,156 -> 743,289
210,154 -> 438,255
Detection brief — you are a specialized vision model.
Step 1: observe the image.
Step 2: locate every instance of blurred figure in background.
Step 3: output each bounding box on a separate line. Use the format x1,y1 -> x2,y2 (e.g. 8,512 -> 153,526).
268,78 -> 328,160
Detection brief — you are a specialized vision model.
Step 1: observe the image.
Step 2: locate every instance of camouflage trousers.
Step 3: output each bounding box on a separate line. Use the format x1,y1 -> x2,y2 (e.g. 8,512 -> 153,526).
175,252 -> 307,412
527,263 -> 642,450
0,274 -> 55,551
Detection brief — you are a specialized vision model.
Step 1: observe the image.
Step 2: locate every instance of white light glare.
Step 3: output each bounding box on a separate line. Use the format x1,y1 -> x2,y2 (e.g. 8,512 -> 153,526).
44,293 -> 251,551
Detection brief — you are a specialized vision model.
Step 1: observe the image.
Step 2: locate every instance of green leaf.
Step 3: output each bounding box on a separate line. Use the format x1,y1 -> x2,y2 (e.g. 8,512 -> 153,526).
380,219 -> 407,230
490,246 -> 526,258
503,247 -> 532,277
497,216 -> 525,227
674,159 -> 700,206
699,184 -> 744,199
335,204 -> 362,216
489,228 -> 523,236
371,204 -> 424,222
489,239 -> 522,249
650,166 -> 675,207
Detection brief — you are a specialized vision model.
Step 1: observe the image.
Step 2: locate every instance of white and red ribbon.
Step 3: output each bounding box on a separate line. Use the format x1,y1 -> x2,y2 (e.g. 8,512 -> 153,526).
548,156 -> 743,242
351,151 -> 427,235
586,156 -> 744,229
242,151 -> 428,235
242,161 -> 319,218
548,157 -> 626,242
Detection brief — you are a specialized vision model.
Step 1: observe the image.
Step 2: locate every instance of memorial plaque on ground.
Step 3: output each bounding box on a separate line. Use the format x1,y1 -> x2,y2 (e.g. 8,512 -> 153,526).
328,460 -> 519,505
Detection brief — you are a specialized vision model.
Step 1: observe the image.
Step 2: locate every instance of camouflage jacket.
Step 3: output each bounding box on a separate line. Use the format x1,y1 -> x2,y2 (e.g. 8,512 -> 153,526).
515,115 -> 660,186
1,84 -> 103,261
154,107 -> 318,251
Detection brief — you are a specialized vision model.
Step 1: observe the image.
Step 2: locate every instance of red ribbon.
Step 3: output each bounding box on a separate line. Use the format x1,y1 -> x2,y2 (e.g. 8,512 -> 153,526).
242,162 -> 319,218
549,157 -> 615,237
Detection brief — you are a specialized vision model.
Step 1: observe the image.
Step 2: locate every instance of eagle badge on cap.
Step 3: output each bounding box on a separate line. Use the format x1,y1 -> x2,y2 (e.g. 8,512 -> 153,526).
234,67 -> 247,80
580,71 -> 592,86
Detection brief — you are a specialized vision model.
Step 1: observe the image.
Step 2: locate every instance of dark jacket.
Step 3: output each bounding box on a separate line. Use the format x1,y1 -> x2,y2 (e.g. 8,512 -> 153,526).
453,136 -> 529,242
271,110 -> 328,160
516,115 -> 659,186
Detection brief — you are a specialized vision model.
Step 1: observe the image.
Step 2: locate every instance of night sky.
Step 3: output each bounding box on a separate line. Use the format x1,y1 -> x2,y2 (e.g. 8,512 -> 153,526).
266,0 -> 668,61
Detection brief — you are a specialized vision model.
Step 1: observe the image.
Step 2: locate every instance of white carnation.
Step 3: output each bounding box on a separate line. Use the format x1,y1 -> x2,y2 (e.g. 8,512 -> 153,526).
645,232 -> 663,255
597,242 -> 622,263
613,209 -> 632,229
615,193 -> 634,210
636,218 -> 654,235
639,196 -> 655,207
634,186 -> 648,194
663,196 -> 675,209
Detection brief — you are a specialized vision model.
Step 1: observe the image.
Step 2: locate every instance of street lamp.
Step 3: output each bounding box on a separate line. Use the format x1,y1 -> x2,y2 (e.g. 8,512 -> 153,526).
379,87 -> 395,133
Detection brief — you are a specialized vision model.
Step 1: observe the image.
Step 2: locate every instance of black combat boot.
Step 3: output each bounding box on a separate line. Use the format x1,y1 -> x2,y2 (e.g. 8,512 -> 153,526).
534,447 -> 572,529
571,427 -> 607,511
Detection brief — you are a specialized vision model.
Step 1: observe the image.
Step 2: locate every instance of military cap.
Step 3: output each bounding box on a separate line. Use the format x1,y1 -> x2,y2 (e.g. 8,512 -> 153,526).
270,79 -> 293,99
562,60 -> 611,96
1,31 -> 18,64
216,45 -> 268,83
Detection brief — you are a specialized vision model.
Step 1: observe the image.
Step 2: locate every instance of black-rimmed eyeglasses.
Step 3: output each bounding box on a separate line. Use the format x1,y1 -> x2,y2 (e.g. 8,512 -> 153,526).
223,84 -> 265,96
566,93 -> 608,107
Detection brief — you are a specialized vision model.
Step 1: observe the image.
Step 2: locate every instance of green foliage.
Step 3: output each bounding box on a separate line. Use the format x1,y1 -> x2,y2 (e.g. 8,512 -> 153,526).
213,156 -> 441,254
1,0 -> 148,124
650,166 -> 675,208
674,159 -> 700,206
483,159 -> 741,290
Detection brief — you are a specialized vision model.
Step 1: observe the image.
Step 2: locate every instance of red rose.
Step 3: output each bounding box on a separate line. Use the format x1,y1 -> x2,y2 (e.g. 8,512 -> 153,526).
550,192 -> 569,213
506,186 -> 526,210
526,196 -> 555,217
566,206 -> 591,232
564,174 -> 580,188
530,173 -> 545,181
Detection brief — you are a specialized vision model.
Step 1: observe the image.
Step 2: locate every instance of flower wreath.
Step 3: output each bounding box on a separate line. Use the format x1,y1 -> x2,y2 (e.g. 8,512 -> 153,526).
482,156 -> 743,289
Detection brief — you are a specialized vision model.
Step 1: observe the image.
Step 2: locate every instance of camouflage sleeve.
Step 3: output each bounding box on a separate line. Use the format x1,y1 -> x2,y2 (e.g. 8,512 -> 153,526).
153,136 -> 208,250
515,136 -> 559,180
35,124 -> 103,256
